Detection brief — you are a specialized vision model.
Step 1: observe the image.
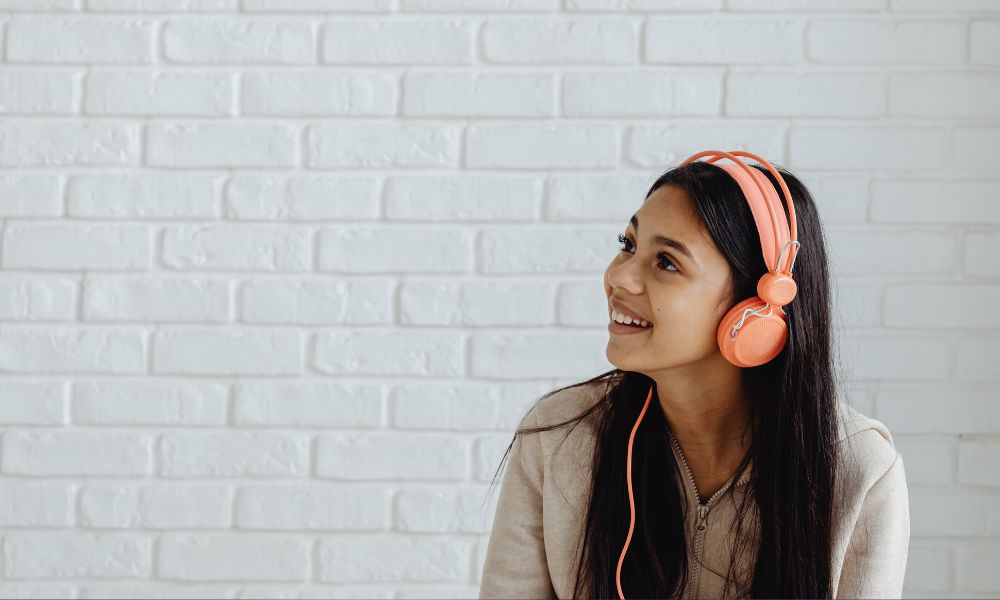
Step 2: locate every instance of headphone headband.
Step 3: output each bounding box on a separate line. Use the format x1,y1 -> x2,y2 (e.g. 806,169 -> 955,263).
680,150 -> 799,274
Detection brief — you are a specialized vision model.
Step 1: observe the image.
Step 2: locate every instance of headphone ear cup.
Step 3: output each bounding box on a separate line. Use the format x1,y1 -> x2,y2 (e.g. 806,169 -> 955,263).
717,296 -> 789,367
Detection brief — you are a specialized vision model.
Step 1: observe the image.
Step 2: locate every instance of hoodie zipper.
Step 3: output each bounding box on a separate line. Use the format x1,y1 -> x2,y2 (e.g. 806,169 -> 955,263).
667,427 -> 751,600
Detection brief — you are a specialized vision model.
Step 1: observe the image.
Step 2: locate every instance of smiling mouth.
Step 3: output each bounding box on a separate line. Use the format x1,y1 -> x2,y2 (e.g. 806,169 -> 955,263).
610,307 -> 653,329
609,309 -> 653,329
612,320 -> 652,330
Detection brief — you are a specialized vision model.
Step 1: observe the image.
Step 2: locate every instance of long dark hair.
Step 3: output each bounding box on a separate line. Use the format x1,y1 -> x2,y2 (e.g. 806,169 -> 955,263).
486,160 -> 842,598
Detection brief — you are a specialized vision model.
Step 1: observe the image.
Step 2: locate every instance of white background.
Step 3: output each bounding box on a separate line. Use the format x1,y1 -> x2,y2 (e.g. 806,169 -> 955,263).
0,0 -> 997,597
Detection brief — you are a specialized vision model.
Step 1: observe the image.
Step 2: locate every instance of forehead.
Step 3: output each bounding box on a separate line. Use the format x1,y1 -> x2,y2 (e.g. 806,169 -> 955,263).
633,185 -> 708,241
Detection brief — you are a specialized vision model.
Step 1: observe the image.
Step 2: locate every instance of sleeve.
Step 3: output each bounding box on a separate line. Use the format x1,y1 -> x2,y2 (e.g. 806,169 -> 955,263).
479,409 -> 556,599
836,451 -> 911,599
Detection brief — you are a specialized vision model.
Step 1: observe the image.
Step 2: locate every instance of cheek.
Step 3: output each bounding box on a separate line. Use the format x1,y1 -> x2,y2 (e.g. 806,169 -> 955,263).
649,291 -> 719,329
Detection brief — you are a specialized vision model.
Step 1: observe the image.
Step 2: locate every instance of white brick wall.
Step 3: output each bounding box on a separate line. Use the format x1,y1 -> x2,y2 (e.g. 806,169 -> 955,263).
0,1 -> 996,597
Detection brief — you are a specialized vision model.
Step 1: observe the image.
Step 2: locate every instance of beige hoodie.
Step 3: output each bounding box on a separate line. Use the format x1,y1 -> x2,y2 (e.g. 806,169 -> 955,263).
479,380 -> 910,599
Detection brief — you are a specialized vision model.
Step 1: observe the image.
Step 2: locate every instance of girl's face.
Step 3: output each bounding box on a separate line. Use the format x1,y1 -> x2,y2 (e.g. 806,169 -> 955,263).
604,184 -> 735,373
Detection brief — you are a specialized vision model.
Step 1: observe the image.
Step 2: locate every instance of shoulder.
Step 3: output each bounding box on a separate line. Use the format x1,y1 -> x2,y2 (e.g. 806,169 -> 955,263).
518,378 -> 610,471
529,378 -> 610,429
834,401 -> 903,496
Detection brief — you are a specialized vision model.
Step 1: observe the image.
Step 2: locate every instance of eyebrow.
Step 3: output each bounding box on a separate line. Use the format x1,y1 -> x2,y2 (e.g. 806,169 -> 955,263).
629,214 -> 697,263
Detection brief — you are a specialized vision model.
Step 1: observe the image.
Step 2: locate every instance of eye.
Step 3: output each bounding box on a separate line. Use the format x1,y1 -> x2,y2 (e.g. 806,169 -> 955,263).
617,233 -> 679,273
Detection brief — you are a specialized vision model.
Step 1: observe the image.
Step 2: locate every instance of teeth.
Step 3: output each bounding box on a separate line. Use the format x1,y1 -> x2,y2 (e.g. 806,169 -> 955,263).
611,308 -> 651,328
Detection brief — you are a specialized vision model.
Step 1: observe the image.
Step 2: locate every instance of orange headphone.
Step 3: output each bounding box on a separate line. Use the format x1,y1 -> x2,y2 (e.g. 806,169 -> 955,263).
615,150 -> 801,600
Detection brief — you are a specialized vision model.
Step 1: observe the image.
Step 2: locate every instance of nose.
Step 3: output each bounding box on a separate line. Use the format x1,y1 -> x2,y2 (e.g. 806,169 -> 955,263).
605,254 -> 643,295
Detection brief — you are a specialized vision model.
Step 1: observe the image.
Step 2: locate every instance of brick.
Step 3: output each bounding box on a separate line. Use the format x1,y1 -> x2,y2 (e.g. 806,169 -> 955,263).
956,337 -> 1000,382
903,544 -> 951,593
789,126 -> 947,170
954,126 -> 1000,172
884,283 -> 1000,329
483,19 -> 637,64
67,172 -> 223,219
3,532 -> 152,578
0,0 -> 76,7
85,70 -> 233,116
314,330 -> 463,377
236,483 -> 390,529
646,19 -> 800,64
396,486 -> 496,533
3,224 -> 151,270
405,0 -> 556,9
0,481 -> 72,527
0,584 -> 76,598
232,381 -> 383,427
240,279 -> 392,325
226,176 -> 377,220
245,0 -> 391,9
0,121 -> 140,166
163,19 -> 315,64
830,279 -> 883,328
807,19 -> 964,64
545,174 -> 652,222
479,227 -> 619,274
800,175 -> 870,224
627,123 -> 784,168
390,382 -> 547,431
728,72 -> 883,117
82,276 -> 231,322
0,326 -> 146,374
971,20 -> 1000,65
567,0 -> 719,8
0,69 -> 78,114
469,332 -> 613,378
6,18 -> 155,63
89,0 -> 236,8
467,123 -> 617,169
0,174 -> 61,217
894,0 -> 1000,9
162,225 -> 311,271
404,72 -> 554,117
892,436 -> 954,485
877,384 -> 1000,433
958,440 -> 1000,487
153,329 -> 302,375
2,429 -> 152,475
317,534 -> 472,583
910,489 -> 1000,537
871,179 -> 1000,224
77,582 -> 237,598
565,70 -> 721,116
0,381 -> 67,425
323,20 -> 473,64
890,72 -> 1000,117
147,123 -> 298,168
385,175 -> 541,221
243,71 -> 395,116
306,122 -> 460,168
160,431 -> 309,477
315,433 -> 468,480
840,332 -> 950,381
317,227 -> 472,274
159,534 -> 309,581
965,232 -> 1000,277
728,0 -> 881,7
399,280 -> 555,326
557,280 -> 610,327
0,276 -> 76,321
956,543 -> 1000,591
80,483 -> 232,528
74,380 -> 227,425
